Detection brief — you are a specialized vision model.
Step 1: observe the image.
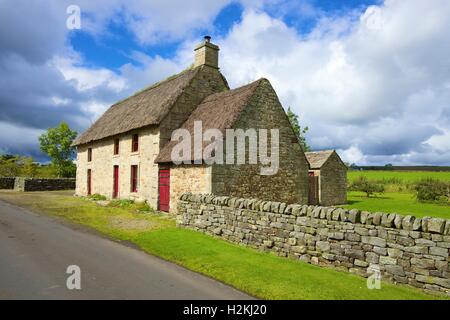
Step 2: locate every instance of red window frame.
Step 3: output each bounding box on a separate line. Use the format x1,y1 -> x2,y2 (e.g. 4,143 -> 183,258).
131,134 -> 139,152
113,165 -> 119,198
114,138 -> 119,155
131,165 -> 138,193
87,148 -> 92,162
87,169 -> 92,195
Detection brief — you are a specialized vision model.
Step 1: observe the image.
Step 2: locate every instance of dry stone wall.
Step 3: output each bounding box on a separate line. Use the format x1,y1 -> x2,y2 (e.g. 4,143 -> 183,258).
177,193 -> 450,296
0,177 -> 15,189
10,178 -> 75,191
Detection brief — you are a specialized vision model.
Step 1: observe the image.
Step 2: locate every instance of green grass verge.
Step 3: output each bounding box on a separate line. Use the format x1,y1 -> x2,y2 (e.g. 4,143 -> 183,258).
0,190 -> 444,300
344,191 -> 450,219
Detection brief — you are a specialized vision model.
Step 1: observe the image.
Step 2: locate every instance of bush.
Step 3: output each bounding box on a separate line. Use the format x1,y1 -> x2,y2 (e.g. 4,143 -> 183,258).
0,155 -> 60,178
349,176 -> 385,197
135,201 -> 155,213
88,193 -> 107,201
414,178 -> 449,203
108,199 -> 135,208
379,177 -> 403,185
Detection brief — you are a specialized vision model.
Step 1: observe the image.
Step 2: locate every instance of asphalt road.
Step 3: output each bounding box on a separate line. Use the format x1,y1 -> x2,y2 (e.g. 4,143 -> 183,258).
0,200 -> 252,300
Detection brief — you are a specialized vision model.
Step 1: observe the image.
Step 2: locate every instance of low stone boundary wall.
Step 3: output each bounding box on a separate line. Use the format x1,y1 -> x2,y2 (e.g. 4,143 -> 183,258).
177,193 -> 450,296
0,177 -> 15,189
0,177 -> 75,191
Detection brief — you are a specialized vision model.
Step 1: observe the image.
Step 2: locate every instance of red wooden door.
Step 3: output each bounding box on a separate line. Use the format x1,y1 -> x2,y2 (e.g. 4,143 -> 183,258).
158,168 -> 170,212
113,165 -> 119,198
87,169 -> 92,195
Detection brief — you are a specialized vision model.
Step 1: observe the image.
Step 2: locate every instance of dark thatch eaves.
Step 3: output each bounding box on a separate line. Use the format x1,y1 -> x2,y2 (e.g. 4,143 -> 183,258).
72,67 -> 201,146
305,150 -> 335,169
155,78 -> 266,163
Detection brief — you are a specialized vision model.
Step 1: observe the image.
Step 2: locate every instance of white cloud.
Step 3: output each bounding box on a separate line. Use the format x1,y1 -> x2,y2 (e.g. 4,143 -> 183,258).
122,0 -> 233,44
338,146 -> 366,165
425,129 -> 450,153
53,57 -> 127,92
1,0 -> 449,166
0,121 -> 44,158
67,0 -> 234,44
79,100 -> 110,121
51,96 -> 71,106
214,0 -> 450,165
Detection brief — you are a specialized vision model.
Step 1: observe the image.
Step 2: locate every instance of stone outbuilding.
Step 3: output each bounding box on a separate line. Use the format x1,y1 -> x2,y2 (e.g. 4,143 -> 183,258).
73,37 -> 310,213
305,150 -> 347,206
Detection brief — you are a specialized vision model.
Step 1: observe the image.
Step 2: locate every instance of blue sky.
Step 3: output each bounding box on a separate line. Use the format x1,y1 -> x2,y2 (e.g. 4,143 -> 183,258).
0,0 -> 449,165
71,1 -> 379,71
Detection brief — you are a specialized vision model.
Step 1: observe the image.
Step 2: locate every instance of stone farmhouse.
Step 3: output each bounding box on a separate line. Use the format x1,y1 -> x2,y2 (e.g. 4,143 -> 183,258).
305,150 -> 347,206
73,36 -> 344,212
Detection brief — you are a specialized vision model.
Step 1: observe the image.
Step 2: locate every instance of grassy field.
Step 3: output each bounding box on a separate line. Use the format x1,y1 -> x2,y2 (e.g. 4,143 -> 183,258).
345,170 -> 450,218
0,190 -> 442,300
345,191 -> 450,219
348,170 -> 450,183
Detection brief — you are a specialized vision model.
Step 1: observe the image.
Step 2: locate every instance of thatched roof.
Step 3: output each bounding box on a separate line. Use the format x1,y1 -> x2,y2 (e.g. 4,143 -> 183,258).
305,150 -> 335,169
155,78 -> 265,163
72,67 -> 201,146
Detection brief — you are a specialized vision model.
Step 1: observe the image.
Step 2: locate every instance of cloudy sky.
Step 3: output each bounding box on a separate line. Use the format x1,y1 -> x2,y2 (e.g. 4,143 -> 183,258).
0,0 -> 449,165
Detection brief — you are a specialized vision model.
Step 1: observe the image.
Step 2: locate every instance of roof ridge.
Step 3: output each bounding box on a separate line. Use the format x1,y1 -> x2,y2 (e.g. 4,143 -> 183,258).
202,78 -> 265,103
72,66 -> 204,146
110,66 -> 199,108
306,150 -> 334,153
155,78 -> 268,163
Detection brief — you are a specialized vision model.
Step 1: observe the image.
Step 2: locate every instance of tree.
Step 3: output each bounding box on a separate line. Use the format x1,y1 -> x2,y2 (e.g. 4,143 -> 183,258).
0,155 -> 20,177
21,156 -> 37,178
414,178 -> 449,203
349,163 -> 359,170
287,107 -> 310,151
0,154 -> 17,162
349,176 -> 385,197
38,122 -> 77,178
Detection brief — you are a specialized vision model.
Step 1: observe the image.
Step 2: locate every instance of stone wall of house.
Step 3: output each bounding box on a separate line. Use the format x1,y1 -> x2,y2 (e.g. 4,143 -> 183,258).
158,65 -> 229,150
0,177 -> 15,189
320,153 -> 347,206
169,164 -> 211,213
177,193 -> 450,296
13,178 -> 75,191
75,126 -> 160,208
211,79 -> 310,205
74,65 -> 228,211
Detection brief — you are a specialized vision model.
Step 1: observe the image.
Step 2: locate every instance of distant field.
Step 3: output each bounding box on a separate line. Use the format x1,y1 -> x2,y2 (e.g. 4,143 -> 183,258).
344,191 -> 450,219
348,170 -> 450,183
345,170 -> 450,219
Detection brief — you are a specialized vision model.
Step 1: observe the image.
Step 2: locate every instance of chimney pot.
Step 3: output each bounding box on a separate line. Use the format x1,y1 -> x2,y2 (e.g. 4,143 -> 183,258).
193,36 -> 219,69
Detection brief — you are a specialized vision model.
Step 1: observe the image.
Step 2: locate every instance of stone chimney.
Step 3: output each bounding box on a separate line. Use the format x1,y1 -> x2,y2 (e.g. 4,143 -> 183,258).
193,36 -> 219,69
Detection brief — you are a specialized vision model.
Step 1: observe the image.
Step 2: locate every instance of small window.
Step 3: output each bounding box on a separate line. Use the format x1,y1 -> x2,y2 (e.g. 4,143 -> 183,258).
87,148 -> 92,162
114,139 -> 119,155
131,134 -> 139,152
131,165 -> 138,193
